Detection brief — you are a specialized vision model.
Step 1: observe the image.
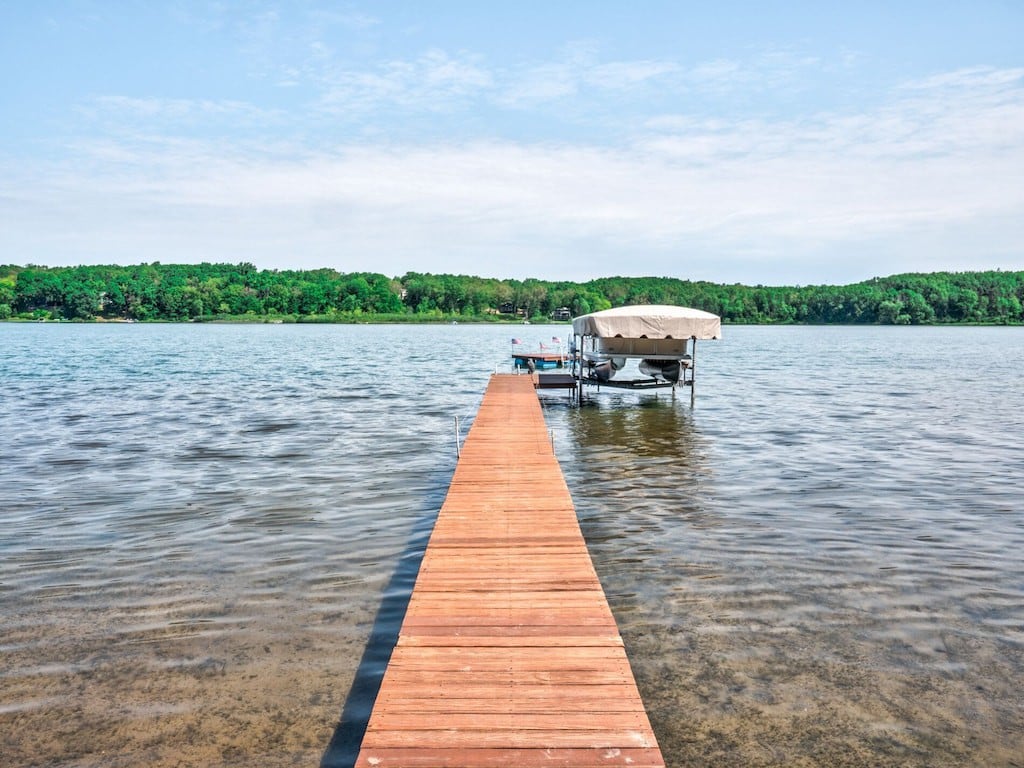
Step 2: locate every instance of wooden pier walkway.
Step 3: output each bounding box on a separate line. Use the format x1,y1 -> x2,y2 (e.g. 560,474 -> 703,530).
355,374 -> 665,768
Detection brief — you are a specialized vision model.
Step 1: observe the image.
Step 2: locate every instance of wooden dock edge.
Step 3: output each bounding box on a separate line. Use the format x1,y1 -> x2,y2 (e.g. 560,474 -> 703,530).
355,374 -> 665,768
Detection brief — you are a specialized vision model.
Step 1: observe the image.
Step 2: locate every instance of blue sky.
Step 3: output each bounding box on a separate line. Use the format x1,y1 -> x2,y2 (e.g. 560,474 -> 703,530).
2,1 -> 1022,284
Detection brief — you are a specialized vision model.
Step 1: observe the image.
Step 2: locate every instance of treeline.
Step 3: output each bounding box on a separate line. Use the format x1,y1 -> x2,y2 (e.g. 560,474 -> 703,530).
1,262 -> 1023,324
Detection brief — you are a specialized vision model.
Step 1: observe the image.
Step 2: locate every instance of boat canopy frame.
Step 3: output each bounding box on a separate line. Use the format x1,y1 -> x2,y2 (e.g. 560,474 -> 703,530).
568,305 -> 722,404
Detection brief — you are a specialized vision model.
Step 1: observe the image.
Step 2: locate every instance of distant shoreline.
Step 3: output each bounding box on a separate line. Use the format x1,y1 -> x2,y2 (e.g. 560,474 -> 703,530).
4,316 -> 1021,327
2,264 -> 1022,325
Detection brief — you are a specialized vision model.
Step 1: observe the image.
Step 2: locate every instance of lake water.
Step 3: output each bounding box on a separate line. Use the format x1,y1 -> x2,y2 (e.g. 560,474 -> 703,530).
1,323 -> 1022,767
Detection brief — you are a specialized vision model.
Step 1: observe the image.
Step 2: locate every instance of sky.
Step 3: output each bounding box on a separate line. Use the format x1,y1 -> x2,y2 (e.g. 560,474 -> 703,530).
1,1 -> 1023,284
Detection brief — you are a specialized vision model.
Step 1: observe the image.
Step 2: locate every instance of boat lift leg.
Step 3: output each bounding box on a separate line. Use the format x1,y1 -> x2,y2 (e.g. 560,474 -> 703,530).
690,337 -> 697,406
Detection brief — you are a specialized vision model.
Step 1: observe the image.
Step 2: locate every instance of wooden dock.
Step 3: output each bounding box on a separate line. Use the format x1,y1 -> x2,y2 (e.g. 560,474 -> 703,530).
355,374 -> 665,768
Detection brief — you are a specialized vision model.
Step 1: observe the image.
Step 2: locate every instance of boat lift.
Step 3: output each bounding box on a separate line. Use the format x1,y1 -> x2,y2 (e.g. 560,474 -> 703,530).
566,305 -> 722,405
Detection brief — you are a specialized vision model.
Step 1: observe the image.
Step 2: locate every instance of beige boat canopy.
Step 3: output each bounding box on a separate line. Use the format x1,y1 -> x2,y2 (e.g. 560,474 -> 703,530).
572,304 -> 722,340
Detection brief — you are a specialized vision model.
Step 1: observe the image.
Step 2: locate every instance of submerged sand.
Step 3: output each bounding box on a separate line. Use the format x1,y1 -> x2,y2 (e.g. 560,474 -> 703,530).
2,596 -> 372,767
4,582 -> 1022,767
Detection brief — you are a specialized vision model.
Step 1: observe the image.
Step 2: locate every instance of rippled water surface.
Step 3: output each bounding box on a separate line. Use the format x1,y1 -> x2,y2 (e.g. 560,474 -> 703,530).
1,323 -> 1022,767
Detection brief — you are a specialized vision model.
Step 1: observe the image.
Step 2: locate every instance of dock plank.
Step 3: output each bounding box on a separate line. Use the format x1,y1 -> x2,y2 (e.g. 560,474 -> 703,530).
355,374 -> 664,768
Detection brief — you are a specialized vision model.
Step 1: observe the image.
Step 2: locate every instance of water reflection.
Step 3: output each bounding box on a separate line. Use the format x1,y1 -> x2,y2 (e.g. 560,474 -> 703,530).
567,392 -> 701,457
556,392 -> 718,530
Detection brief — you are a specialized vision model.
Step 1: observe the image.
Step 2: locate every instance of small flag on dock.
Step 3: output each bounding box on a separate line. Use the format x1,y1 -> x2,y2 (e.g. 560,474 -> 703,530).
552,336 -> 561,343
511,338 -> 522,345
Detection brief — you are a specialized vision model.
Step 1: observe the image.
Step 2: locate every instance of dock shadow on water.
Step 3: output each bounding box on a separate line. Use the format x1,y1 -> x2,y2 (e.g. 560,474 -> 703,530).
319,504 -> 436,768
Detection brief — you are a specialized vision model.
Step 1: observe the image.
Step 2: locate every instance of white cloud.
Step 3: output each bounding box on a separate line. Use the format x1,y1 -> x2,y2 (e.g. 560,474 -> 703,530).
589,60 -> 680,89
496,45 -> 680,109
687,58 -> 744,86
307,8 -> 380,31
4,66 -> 1023,283
682,50 -> 821,93
81,95 -> 281,126
495,62 -> 580,108
314,49 -> 493,116
286,39 -> 684,115
901,65 -> 1024,92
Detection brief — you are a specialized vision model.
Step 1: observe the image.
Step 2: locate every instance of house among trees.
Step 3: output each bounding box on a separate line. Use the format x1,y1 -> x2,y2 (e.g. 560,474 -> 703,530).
551,306 -> 572,321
